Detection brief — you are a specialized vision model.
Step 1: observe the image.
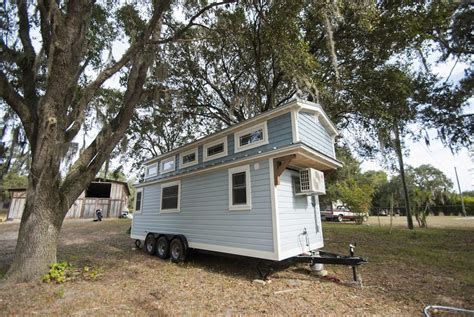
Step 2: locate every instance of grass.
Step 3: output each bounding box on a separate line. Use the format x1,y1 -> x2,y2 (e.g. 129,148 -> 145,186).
323,223 -> 474,286
0,218 -> 473,314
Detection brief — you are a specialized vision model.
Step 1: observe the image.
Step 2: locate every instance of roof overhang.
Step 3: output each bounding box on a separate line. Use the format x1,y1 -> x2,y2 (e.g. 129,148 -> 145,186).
135,144 -> 342,188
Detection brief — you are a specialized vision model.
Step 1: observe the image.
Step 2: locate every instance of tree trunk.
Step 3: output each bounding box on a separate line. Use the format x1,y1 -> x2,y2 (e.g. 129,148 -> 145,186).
393,122 -> 414,230
6,179 -> 67,282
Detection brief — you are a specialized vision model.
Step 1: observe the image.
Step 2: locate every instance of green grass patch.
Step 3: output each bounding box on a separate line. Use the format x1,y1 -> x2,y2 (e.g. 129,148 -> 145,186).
323,223 -> 474,286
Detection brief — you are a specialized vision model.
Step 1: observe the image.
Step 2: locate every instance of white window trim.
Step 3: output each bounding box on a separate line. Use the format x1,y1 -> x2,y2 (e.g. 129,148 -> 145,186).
145,163 -> 158,179
234,121 -> 269,153
203,137 -> 228,162
134,188 -> 143,213
179,147 -> 198,169
160,156 -> 176,174
228,165 -> 252,211
160,180 -> 181,213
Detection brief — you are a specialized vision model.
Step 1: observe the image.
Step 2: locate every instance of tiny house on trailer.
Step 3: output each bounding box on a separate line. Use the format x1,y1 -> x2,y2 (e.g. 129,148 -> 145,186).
131,99 -> 342,262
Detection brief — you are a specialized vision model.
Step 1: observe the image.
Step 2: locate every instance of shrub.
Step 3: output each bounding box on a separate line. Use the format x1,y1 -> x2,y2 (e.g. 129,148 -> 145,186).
42,261 -> 71,284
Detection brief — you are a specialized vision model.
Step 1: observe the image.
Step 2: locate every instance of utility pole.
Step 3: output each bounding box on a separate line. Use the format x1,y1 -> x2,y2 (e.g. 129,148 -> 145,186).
454,167 -> 466,217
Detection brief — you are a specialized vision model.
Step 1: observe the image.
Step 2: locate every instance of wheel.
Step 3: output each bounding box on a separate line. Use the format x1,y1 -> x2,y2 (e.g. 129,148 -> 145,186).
363,215 -> 369,222
337,215 -> 343,222
144,234 -> 156,255
169,238 -> 186,263
156,236 -> 170,259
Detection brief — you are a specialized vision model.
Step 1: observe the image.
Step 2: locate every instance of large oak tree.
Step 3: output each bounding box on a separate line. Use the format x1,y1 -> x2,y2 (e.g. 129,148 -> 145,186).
0,0 -> 235,282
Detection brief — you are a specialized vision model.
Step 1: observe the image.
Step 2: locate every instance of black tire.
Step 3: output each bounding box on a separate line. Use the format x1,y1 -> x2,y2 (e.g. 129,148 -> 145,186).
363,215 -> 369,222
170,238 -> 186,263
337,214 -> 343,222
144,234 -> 156,255
156,236 -> 170,259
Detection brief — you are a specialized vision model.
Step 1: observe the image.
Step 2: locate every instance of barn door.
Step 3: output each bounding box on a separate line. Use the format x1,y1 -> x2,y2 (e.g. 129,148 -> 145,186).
83,199 -> 98,218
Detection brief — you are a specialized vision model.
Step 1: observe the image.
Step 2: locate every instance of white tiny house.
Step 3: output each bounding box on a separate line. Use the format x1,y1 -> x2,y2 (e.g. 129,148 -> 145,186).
131,99 -> 342,262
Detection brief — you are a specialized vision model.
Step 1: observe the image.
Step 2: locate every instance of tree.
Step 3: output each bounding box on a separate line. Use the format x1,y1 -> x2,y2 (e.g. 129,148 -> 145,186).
407,164 -> 453,227
0,0 -> 236,282
323,146 -> 376,223
155,0 -> 322,125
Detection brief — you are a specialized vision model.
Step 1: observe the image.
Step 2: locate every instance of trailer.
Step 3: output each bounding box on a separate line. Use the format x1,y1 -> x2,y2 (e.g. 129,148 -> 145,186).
131,98 -> 366,277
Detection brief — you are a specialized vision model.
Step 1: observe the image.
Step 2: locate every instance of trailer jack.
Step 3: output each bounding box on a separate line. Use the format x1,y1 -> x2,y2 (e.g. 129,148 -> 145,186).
257,244 -> 368,282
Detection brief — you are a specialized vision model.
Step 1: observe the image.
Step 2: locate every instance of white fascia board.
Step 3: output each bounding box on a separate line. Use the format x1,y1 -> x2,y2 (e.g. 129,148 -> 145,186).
268,158 -> 280,259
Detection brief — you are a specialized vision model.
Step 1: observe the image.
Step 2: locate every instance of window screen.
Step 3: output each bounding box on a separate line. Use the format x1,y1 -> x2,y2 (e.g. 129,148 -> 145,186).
162,185 -> 179,210
232,172 -> 247,205
182,152 -> 196,164
162,158 -> 175,172
135,191 -> 142,211
207,143 -> 224,156
239,129 -> 263,146
147,165 -> 158,176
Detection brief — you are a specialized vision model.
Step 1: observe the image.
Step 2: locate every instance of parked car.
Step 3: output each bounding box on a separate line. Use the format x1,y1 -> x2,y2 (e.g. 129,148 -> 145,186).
321,206 -> 368,222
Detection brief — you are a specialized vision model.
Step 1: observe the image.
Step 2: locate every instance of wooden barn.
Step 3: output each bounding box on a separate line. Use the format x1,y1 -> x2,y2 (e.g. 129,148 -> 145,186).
7,178 -> 130,220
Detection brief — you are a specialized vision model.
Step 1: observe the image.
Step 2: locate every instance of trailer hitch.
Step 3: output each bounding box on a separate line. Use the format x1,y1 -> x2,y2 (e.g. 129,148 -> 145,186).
297,243 -> 368,282
256,244 -> 368,282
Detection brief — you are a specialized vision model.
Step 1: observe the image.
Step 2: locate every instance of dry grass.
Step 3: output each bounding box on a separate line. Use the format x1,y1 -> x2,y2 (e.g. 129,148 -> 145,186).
0,218 -> 472,315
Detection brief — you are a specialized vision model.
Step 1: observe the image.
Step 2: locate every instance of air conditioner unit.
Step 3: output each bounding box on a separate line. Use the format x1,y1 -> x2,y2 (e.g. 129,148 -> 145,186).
296,168 -> 326,195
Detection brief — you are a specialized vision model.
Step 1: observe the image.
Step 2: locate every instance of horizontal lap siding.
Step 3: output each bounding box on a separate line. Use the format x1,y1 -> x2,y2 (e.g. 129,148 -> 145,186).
277,170 -> 323,256
145,113 -> 293,182
298,112 -> 334,157
132,159 -> 274,253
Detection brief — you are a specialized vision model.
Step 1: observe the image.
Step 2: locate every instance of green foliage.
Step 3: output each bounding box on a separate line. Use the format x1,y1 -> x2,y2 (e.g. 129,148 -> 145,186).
0,171 -> 27,202
42,262 -> 102,284
323,146 -> 376,220
42,262 -> 71,284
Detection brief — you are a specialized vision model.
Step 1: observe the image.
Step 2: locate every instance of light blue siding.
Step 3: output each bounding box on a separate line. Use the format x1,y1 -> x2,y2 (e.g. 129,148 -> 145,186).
132,159 -> 274,253
145,112 -> 293,182
298,111 -> 334,157
277,169 -> 323,256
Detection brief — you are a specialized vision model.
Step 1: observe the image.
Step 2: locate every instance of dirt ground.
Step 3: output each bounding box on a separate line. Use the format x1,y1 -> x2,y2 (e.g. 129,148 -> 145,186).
0,217 -> 472,315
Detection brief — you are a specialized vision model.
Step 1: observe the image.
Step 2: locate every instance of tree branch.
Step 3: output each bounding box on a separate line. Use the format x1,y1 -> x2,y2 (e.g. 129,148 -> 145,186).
151,0 -> 237,44
17,0 -> 38,104
0,71 -> 33,139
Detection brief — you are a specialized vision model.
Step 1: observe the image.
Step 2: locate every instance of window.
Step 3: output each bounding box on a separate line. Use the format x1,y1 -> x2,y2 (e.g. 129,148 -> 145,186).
180,148 -> 198,168
135,189 -> 143,213
203,137 -> 227,162
160,181 -> 180,213
145,163 -> 158,178
160,156 -> 175,174
228,165 -> 251,210
234,122 -> 268,153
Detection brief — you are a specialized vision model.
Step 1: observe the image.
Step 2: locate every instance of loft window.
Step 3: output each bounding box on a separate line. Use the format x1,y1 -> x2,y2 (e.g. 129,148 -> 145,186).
160,156 -> 175,174
160,181 -> 180,213
208,143 -> 224,156
135,189 -> 143,213
183,153 -> 195,164
239,129 -> 263,146
234,122 -> 268,153
85,182 -> 111,198
228,165 -> 251,210
203,137 -> 227,162
145,163 -> 158,178
180,148 -> 198,168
